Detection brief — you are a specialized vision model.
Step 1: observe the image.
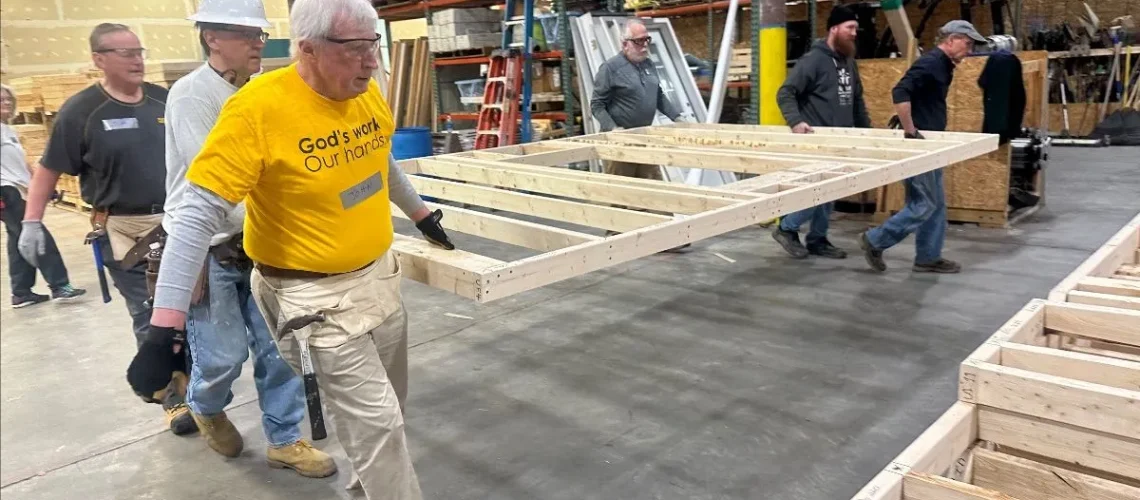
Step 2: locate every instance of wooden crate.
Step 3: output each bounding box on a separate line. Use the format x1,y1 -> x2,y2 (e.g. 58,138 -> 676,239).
852,298 -> 1140,500
389,123 -> 996,302
1049,212 -> 1140,311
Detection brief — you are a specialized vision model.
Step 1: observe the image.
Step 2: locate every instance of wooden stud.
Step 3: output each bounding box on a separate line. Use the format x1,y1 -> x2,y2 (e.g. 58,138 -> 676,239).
959,359 -> 1140,439
901,472 -> 1019,500
389,235 -> 504,301
618,129 -> 934,160
406,175 -> 671,233
1044,302 -> 1140,348
637,126 -> 958,150
1049,213 -> 1140,302
977,406 -> 1140,481
1066,291 -> 1140,311
997,342 -> 1140,391
1075,277 -> 1140,298
392,202 -> 600,253
414,158 -> 742,214
971,448 -> 1140,500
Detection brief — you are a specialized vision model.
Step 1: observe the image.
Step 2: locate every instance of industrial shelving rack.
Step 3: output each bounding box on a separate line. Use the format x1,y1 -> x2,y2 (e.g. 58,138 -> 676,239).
375,0 -> 578,140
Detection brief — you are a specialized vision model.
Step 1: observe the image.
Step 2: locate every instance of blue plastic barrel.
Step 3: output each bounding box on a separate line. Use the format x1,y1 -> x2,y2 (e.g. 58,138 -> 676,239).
392,127 -> 436,202
392,127 -> 433,160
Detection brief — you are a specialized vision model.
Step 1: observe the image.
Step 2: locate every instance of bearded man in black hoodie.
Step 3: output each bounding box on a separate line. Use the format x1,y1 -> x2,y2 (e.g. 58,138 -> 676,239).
771,5 -> 870,260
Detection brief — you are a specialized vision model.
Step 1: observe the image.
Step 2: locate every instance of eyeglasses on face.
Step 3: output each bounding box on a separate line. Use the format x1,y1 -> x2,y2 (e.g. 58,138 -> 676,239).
626,36 -> 652,46
94,47 -> 147,59
216,27 -> 271,43
325,34 -> 383,58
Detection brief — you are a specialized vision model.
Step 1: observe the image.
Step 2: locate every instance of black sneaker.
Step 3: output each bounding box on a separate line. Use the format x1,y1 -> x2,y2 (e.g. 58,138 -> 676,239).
12,293 -> 50,308
859,232 -> 887,272
807,238 -> 847,259
772,227 -> 809,259
914,258 -> 961,274
51,284 -> 86,301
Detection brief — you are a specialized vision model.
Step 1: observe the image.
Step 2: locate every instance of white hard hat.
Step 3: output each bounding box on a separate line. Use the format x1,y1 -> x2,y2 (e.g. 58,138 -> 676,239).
188,0 -> 272,29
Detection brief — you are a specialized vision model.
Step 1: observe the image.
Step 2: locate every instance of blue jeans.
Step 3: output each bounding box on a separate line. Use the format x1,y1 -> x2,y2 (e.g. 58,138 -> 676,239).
186,253 -> 304,447
94,236 -> 150,348
779,202 -> 833,246
866,169 -> 947,264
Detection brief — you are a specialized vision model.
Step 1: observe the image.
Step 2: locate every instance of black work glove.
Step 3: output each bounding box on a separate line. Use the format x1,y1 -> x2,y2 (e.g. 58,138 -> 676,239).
905,130 -> 925,140
416,209 -> 455,250
126,325 -> 188,404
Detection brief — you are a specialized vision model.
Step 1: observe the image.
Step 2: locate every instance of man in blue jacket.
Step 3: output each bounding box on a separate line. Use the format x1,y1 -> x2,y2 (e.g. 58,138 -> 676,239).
859,20 -> 987,274
772,5 -> 870,259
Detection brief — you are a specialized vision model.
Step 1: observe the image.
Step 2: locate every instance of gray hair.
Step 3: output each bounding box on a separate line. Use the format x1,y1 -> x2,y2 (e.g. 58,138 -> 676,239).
290,0 -> 377,44
623,20 -> 647,40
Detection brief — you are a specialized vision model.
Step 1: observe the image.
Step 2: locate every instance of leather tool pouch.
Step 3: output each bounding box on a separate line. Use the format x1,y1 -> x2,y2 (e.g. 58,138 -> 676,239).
90,209 -> 109,233
209,233 -> 249,267
144,237 -> 208,306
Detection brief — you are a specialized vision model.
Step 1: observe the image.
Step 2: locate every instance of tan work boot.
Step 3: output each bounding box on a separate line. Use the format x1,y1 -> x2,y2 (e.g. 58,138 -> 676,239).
192,412 -> 244,458
267,440 -> 337,478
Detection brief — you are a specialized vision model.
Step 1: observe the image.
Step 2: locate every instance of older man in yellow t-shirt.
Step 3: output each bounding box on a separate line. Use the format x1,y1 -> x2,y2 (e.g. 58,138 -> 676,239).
135,0 -> 452,497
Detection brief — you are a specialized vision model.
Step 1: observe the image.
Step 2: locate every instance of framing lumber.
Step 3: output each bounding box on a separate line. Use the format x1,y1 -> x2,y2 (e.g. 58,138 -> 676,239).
1049,213 -> 1140,302
959,359 -> 1140,439
389,235 -> 503,301
391,202 -> 600,253
389,124 -> 997,303
406,175 -> 671,233
971,448 -> 1140,500
1066,291 -> 1140,311
1043,302 -> 1140,347
997,342 -> 1140,391
901,472 -> 1019,500
1076,277 -> 1140,297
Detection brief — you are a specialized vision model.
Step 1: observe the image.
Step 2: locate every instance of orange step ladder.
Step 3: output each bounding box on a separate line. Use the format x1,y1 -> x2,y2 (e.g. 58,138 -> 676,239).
475,49 -> 523,150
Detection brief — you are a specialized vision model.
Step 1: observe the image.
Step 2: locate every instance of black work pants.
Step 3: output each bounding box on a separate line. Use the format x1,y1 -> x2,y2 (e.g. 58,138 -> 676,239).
1,185 -> 70,295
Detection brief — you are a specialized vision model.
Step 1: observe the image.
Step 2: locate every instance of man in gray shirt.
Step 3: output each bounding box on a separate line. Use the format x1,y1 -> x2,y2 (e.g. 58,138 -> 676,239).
162,0 -> 336,477
590,20 -> 685,182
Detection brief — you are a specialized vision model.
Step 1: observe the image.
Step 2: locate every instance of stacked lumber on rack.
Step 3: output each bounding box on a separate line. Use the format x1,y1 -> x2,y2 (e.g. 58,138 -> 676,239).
386,37 -> 433,128
8,74 -> 93,114
428,8 -> 502,54
12,124 -> 48,167
852,213 -> 1140,500
144,61 -> 201,88
385,124 -> 997,302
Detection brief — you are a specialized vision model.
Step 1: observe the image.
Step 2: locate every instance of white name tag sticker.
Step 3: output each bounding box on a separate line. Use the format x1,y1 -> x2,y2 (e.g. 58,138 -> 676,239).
103,118 -> 139,131
340,172 -> 383,210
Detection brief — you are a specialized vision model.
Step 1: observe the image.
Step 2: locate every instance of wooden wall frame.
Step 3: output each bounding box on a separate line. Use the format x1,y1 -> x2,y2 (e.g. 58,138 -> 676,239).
1049,212 -> 1140,311
852,299 -> 1140,500
391,123 -> 998,302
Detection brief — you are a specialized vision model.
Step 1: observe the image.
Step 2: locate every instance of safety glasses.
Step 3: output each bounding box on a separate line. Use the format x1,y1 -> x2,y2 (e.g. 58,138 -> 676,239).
626,36 -> 652,46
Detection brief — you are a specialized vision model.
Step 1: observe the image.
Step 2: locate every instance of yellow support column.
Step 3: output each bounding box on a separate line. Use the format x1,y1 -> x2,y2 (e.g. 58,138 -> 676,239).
758,0 -> 787,125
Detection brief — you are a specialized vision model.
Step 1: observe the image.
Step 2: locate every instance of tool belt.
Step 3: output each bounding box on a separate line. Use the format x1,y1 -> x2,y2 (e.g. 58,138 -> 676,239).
209,233 -> 250,267
255,260 -> 371,281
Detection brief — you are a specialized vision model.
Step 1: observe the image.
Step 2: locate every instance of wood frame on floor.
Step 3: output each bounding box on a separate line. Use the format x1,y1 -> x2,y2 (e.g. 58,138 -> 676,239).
1048,212 -> 1140,311
391,123 -> 997,302
851,298 -> 1140,500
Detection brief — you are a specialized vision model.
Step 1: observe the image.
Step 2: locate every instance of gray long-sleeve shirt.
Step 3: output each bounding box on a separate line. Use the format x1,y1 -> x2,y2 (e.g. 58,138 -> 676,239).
776,40 -> 870,129
590,54 -> 681,132
153,155 -> 426,313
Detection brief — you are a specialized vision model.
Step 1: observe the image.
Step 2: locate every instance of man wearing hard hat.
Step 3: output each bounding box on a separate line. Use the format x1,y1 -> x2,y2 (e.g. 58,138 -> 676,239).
160,0 -> 336,478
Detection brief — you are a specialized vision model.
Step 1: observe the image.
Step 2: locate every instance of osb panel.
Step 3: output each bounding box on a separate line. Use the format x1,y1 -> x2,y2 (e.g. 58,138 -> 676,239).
881,145 -> 1011,214
854,58 -> 905,128
59,0 -> 189,20
142,24 -> 200,61
0,0 -> 60,21
264,0 -> 291,20
1,26 -> 95,66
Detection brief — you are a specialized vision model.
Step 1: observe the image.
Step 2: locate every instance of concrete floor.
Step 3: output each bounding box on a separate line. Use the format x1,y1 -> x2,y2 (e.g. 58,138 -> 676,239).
1,146 -> 1138,500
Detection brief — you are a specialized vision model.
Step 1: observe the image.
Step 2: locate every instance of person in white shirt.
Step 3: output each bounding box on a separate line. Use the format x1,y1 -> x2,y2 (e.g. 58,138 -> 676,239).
0,84 -> 85,307
160,0 -> 336,478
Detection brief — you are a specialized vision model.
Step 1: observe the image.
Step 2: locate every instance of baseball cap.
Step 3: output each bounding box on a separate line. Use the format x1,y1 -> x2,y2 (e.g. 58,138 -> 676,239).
939,20 -> 987,43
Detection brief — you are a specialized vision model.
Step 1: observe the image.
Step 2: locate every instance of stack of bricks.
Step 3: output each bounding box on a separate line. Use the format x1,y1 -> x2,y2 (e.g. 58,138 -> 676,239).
428,8 -> 502,54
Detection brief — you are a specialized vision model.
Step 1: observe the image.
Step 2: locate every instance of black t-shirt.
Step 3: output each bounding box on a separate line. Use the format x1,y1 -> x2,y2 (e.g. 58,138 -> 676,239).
41,83 -> 168,212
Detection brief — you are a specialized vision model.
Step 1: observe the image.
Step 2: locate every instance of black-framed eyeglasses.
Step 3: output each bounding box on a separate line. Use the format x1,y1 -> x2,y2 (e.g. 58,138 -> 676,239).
215,27 -> 271,43
94,47 -> 147,58
626,36 -> 652,46
326,34 -> 383,57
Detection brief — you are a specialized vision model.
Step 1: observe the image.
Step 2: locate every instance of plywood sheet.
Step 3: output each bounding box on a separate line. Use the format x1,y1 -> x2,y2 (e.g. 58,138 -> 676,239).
141,24 -> 201,61
0,0 -> 60,21
58,0 -> 189,20
1,26 -> 94,66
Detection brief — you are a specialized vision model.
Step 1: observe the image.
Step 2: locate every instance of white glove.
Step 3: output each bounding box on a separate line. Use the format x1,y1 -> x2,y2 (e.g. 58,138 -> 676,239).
18,220 -> 47,267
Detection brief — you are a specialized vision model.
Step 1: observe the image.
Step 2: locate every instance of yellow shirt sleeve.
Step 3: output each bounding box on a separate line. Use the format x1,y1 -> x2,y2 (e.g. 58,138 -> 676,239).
185,100 -> 265,204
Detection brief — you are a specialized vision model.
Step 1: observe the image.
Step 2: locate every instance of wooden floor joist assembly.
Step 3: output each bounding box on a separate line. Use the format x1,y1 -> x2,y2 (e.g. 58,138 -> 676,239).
393,124 -> 997,302
853,209 -> 1140,500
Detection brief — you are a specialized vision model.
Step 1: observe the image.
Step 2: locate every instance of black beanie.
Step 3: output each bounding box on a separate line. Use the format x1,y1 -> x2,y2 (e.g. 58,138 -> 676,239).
828,5 -> 858,29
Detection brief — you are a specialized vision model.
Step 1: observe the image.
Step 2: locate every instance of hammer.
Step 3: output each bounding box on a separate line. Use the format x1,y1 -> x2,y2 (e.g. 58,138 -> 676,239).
280,313 -> 328,441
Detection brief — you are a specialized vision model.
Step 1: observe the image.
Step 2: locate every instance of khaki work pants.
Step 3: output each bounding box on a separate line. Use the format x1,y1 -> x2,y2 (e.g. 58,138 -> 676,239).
250,252 -> 422,500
